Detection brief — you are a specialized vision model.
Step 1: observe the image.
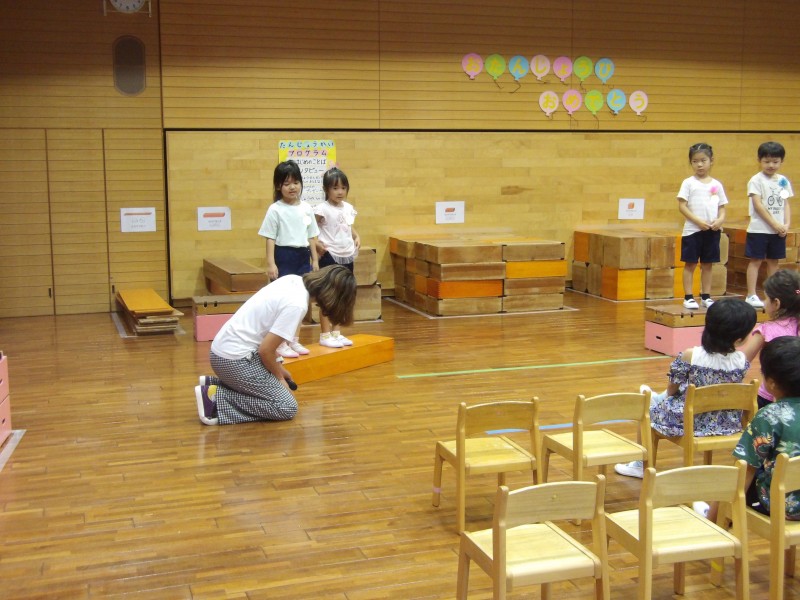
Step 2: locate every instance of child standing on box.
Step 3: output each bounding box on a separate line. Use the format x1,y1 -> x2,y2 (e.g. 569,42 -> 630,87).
259,160 -> 320,358
739,269 -> 800,409
745,141 -> 794,308
677,143 -> 728,310
615,297 -> 757,479
314,167 -> 361,348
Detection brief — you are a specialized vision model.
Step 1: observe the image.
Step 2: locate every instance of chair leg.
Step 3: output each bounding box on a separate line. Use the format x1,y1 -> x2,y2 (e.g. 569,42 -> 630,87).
457,472 -> 466,533
772,543 -> 786,600
786,545 -> 796,577
703,450 -> 713,465
734,556 -> 748,600
674,562 -> 686,595
455,545 -> 470,600
541,582 -> 551,600
542,448 -> 551,483
683,442 -> 694,467
639,553 -> 653,600
710,556 -> 724,587
432,448 -> 444,507
650,433 -> 659,468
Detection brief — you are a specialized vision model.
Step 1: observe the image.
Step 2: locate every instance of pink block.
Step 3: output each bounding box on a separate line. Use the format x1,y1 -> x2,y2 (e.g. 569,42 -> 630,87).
194,313 -> 233,342
0,353 -> 7,402
644,320 -> 704,356
0,395 -> 10,446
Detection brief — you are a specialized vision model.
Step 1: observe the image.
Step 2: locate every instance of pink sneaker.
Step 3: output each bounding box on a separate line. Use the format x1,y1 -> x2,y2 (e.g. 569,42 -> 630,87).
277,341 -> 299,359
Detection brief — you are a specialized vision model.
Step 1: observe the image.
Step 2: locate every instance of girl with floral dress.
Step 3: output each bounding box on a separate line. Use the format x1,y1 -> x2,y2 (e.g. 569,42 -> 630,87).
616,297 -> 757,478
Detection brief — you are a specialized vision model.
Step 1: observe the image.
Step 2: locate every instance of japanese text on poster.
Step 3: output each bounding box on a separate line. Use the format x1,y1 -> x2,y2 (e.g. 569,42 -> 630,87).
278,140 -> 337,206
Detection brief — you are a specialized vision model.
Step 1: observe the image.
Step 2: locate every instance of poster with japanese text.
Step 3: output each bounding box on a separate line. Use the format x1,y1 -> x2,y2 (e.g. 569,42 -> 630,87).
278,140 -> 337,206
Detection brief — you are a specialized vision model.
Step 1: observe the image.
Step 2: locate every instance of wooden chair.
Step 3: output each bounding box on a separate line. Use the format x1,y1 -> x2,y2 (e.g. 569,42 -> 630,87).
456,476 -> 609,600
541,390 -> 652,483
746,452 -> 800,600
651,380 -> 759,467
605,461 -> 749,600
432,399 -> 540,533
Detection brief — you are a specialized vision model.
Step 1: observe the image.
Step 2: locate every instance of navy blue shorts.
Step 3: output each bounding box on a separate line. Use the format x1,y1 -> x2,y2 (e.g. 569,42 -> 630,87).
275,245 -> 312,277
681,229 -> 721,264
745,232 -> 786,260
318,252 -> 354,272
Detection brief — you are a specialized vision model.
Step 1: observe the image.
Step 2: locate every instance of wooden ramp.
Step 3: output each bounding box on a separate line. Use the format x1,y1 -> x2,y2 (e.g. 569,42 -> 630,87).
282,334 -> 394,385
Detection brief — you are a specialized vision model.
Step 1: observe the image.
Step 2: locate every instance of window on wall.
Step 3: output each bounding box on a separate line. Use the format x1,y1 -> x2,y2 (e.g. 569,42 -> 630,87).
113,36 -> 146,96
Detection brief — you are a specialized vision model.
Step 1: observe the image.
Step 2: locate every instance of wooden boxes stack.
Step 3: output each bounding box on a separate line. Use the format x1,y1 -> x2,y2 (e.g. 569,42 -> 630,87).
389,235 -> 565,316
116,289 -> 183,335
572,227 -> 728,300
0,351 -> 11,448
723,223 -> 800,291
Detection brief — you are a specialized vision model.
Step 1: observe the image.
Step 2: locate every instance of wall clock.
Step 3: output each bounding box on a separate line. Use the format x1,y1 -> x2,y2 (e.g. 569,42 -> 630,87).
108,0 -> 147,14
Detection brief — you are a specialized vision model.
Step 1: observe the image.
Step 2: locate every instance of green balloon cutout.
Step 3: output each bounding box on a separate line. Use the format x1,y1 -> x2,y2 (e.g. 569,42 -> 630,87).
584,90 -> 604,116
573,56 -> 594,82
485,54 -> 506,80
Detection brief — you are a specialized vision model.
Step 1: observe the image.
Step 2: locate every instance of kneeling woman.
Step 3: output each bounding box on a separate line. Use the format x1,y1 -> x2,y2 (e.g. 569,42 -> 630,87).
196,265 -> 356,425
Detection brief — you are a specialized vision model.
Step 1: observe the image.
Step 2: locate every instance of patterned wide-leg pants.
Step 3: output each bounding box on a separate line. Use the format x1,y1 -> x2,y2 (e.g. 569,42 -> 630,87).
209,351 -> 298,425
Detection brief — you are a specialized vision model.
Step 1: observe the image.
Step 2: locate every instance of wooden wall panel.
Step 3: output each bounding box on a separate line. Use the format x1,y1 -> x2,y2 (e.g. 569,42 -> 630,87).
104,129 -> 168,303
47,130 -> 110,315
0,129 -> 54,318
167,130 -> 800,300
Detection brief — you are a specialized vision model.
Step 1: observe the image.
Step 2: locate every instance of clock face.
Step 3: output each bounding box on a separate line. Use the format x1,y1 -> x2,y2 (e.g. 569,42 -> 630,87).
110,0 -> 146,13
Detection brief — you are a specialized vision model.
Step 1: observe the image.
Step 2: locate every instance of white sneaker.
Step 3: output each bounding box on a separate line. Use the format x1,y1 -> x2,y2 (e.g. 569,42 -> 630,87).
277,341 -> 299,359
701,297 -> 714,308
332,331 -> 353,346
319,332 -> 344,348
288,337 -> 310,355
640,384 -> 652,395
692,501 -> 710,518
746,294 -> 765,308
614,460 -> 644,478
683,298 -> 700,309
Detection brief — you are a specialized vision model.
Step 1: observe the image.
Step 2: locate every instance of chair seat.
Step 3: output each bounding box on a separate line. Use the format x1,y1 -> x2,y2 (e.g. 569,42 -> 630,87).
545,429 -> 647,467
465,523 -> 601,586
657,431 -> 743,452
606,506 -> 740,565
747,507 -> 800,546
438,437 -> 535,475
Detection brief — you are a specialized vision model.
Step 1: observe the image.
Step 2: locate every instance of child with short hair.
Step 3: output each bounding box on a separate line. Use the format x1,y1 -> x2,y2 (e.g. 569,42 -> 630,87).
314,167 -> 361,348
739,269 -> 800,409
677,143 -> 728,310
745,141 -> 793,308
259,160 -> 320,358
732,336 -> 800,518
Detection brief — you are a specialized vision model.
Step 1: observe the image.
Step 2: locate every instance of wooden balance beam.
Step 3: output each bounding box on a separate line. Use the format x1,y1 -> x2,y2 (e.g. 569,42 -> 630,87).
281,334 -> 394,385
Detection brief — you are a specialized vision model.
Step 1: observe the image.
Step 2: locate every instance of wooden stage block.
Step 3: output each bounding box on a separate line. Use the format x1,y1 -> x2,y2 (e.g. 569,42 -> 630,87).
712,263 -> 727,295
393,285 -> 406,303
282,334 -> 394,385
354,284 -> 382,320
429,262 -> 505,281
573,231 -> 589,263
571,261 -> 588,293
603,233 -> 648,269
503,276 -> 565,296
426,279 -> 503,299
389,237 -> 415,258
601,267 -> 645,300
645,268 -> 675,299
391,255 -> 406,284
587,263 -> 602,296
414,274 -> 428,294
192,294 -> 252,315
425,296 -> 502,316
414,259 -> 430,277
645,321 -> 704,356
502,293 -> 563,312
505,260 -> 567,279
588,232 -> 605,265
645,303 -> 770,327
501,240 -> 565,261
424,242 -> 503,264
354,247 -> 377,285
204,257 -> 268,293
647,236 -> 676,268
672,267 -> 701,298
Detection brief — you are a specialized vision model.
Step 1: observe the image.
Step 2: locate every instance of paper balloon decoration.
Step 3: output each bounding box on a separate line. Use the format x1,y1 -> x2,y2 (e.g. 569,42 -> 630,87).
562,89 -> 582,115
629,90 -> 649,115
485,54 -> 506,80
538,91 -> 559,116
531,54 -> 551,80
553,56 -> 573,83
584,90 -> 604,116
508,55 -> 530,81
606,88 -> 627,114
573,56 -> 594,82
594,58 -> 615,84
461,53 -> 483,80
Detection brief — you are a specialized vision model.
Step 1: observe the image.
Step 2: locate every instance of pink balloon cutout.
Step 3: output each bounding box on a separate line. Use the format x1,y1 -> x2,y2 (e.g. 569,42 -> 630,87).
553,56 -> 573,83
531,54 -> 551,80
461,53 -> 483,80
562,89 -> 582,115
539,91 -> 559,116
629,90 -> 649,115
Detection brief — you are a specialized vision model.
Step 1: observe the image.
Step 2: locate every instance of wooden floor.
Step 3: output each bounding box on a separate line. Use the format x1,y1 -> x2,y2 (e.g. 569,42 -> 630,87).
0,291 -> 794,599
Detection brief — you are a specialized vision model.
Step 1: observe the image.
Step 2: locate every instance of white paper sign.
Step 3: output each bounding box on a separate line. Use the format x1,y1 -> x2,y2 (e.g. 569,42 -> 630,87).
197,207 -> 232,231
120,207 -> 156,233
436,201 -> 465,224
618,198 -> 645,220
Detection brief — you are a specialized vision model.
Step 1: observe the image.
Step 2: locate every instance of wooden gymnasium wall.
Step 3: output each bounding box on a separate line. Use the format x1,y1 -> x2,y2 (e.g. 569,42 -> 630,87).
4,1 -> 800,313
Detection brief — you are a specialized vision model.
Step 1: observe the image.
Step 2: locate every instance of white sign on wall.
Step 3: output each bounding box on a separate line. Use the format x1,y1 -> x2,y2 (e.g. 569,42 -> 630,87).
618,198 -> 645,220
197,207 -> 232,231
120,207 -> 156,233
436,201 -> 465,224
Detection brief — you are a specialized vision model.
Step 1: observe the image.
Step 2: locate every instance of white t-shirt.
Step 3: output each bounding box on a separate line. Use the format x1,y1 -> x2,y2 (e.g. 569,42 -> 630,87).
314,201 -> 357,260
747,172 -> 794,234
258,200 -> 319,247
210,275 -> 309,360
677,176 -> 728,236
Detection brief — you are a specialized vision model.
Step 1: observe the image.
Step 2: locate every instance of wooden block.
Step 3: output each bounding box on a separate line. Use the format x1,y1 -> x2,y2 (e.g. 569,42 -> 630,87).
571,261 -> 588,293
645,321 -> 704,356
414,259 -> 430,277
427,279 -> 503,299
404,272 -> 416,293
672,267 -> 701,298
601,267 -> 646,300
784,246 -> 799,263
192,294 -> 252,315
711,263 -> 727,295
354,247 -> 377,286
414,241 -> 429,261
720,232 -> 730,264
424,296 -> 502,316
587,263 -> 603,296
354,284 -> 381,321
502,293 -> 563,312
588,232 -> 605,264
729,227 -> 748,245
502,240 -> 565,261
413,291 -> 428,311
425,243 -> 503,264
673,234 -> 683,267
646,303 -> 770,327
505,260 -> 567,279
645,268 -> 675,299
116,288 -> 174,316
573,231 -> 589,263
603,234 -> 648,269
413,274 -> 428,294
281,334 -> 394,385
647,236 -> 676,268
194,313 -> 233,342
503,277 -> 565,296
393,285 -> 406,303
429,262 -> 505,281
203,258 -> 268,293
389,237 -> 415,258
391,255 -> 406,284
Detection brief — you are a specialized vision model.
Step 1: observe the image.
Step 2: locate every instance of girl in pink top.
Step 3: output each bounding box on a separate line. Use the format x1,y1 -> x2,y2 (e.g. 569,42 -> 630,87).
740,269 -> 800,408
